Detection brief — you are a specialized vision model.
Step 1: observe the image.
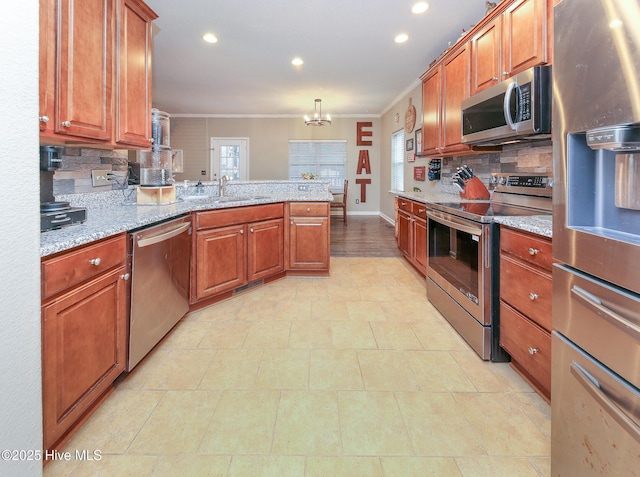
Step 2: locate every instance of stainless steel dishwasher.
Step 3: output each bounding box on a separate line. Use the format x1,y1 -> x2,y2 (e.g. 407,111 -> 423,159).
127,214 -> 192,370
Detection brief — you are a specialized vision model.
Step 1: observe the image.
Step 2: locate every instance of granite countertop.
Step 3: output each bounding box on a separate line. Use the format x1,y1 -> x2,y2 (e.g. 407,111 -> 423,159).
492,215 -> 553,238
41,193 -> 330,257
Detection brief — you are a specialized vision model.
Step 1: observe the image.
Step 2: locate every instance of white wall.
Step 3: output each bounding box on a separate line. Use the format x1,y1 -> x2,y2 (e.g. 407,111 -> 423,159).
0,2 -> 43,476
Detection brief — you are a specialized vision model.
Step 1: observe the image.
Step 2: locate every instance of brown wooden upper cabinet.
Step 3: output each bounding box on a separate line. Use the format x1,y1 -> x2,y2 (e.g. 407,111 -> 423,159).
39,0 -> 157,148
470,0 -> 549,95
420,43 -> 472,157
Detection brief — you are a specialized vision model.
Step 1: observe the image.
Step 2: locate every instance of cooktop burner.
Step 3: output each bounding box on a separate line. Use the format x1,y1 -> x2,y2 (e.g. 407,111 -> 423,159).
429,173 -> 553,223
428,201 -> 549,222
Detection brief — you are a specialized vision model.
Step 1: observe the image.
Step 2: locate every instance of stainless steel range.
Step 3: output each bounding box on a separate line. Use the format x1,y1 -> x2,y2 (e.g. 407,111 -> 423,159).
426,173 -> 552,361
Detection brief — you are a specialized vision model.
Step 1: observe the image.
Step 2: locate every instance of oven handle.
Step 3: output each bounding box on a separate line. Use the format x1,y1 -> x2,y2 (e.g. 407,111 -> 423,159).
570,361 -> 640,444
427,210 -> 483,236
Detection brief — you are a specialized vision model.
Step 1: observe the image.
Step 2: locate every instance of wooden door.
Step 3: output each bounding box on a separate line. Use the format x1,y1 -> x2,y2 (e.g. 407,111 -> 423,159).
247,218 -> 284,281
42,267 -> 127,449
196,225 -> 246,298
441,44 -> 471,153
502,0 -> 547,76
115,0 -> 157,147
288,218 -> 329,269
470,17 -> 502,95
56,0 -> 113,141
39,0 -> 55,132
421,67 -> 441,155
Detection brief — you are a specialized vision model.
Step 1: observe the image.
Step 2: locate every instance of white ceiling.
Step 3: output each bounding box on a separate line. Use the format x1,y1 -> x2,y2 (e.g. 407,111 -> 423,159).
145,0 -> 490,117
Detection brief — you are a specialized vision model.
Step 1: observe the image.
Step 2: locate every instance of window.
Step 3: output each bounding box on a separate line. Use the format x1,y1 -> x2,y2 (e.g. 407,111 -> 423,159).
391,129 -> 404,191
289,140 -> 346,190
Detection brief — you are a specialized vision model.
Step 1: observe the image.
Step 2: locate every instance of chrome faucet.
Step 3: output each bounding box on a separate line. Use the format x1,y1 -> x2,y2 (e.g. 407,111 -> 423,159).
220,175 -> 231,197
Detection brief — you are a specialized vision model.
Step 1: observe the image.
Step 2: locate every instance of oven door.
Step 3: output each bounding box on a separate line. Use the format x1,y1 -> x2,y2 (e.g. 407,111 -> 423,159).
426,210 -> 491,325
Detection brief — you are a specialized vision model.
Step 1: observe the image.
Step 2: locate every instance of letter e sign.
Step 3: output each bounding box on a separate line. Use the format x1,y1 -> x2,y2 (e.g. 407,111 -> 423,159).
356,122 -> 373,146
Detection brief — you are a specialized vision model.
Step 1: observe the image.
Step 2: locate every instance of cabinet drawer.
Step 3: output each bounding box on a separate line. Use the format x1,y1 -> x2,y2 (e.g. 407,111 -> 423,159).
289,202 -> 329,217
500,227 -> 552,271
411,201 -> 427,219
396,198 -> 413,213
196,203 -> 284,230
500,254 -> 552,331
42,234 -> 126,300
499,301 -> 551,397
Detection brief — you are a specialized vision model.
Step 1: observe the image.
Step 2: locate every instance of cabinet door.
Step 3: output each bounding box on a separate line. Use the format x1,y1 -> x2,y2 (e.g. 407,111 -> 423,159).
56,0 -> 113,141
397,210 -> 412,258
42,267 -> 127,449
470,17 -> 502,95
413,216 -> 427,274
421,67 -> 441,155
115,0 -> 156,148
502,0 -> 547,76
196,225 -> 246,298
441,44 -> 471,152
39,0 -> 55,132
288,218 -> 329,270
247,218 -> 284,282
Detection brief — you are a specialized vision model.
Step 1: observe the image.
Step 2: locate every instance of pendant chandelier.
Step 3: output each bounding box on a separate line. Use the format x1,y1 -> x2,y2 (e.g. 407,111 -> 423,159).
304,98 -> 331,126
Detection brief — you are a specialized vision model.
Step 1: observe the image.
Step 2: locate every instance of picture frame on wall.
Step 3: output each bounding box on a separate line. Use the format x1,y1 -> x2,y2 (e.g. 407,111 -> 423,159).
407,151 -> 416,163
406,138 -> 414,151
415,128 -> 422,153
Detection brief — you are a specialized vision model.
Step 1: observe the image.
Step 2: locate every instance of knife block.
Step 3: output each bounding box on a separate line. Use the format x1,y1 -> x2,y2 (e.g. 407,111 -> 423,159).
460,177 -> 490,200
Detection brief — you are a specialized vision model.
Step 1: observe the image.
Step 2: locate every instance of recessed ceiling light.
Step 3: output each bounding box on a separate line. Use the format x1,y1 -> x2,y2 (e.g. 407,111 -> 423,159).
395,33 -> 409,44
609,19 -> 623,28
202,33 -> 218,44
291,57 -> 304,66
412,2 -> 429,14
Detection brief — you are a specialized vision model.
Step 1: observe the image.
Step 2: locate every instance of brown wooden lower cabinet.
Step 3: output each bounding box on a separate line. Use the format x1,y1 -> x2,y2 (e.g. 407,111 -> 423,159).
499,226 -> 552,401
193,204 -> 285,302
286,202 -> 330,273
395,197 -> 427,276
41,235 -> 128,451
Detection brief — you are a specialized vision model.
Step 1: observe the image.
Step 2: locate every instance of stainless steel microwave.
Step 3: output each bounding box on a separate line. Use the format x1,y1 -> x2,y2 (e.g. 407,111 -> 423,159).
461,66 -> 552,146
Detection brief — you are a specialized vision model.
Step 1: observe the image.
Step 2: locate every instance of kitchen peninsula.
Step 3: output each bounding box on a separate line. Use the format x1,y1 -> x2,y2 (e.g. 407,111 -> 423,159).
40,180 -> 332,452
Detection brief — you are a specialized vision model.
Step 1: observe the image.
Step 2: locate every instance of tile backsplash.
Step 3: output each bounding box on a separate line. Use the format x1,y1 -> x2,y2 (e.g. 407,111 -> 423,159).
51,147 -> 129,195
442,140 -> 553,183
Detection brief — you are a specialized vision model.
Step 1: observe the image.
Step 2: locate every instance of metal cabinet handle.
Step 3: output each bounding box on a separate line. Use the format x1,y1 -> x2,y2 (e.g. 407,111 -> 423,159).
307,207 -> 311,212
89,258 -> 101,266
250,228 -> 254,233
61,120 -> 71,127
39,115 -> 49,123
503,71 -> 509,76
418,208 -> 425,213
120,273 -> 130,280
491,77 -> 498,81
291,221 -> 294,225
528,347 -> 538,355
529,292 -> 539,300
528,247 -> 539,255
240,229 -> 244,234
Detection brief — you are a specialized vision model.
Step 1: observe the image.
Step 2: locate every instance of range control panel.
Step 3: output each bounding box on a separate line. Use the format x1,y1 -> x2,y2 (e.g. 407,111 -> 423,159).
491,173 -> 553,197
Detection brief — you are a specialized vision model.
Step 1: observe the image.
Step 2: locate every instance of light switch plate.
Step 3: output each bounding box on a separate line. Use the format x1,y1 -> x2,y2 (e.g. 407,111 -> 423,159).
91,169 -> 112,187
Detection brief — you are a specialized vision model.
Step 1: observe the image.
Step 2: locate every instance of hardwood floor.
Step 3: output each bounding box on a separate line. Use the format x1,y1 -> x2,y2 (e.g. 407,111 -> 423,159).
330,216 -> 402,258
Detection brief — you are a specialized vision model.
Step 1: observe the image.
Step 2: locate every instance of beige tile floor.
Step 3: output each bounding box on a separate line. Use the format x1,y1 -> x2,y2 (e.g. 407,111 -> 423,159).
44,257 -> 551,477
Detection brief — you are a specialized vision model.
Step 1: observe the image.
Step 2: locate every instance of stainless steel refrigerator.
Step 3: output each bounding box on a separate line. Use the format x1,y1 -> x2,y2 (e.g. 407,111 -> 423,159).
552,0 -> 640,475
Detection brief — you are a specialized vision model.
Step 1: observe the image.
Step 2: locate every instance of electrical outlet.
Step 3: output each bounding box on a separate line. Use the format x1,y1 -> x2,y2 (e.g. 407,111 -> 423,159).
91,169 -> 112,187
355,199 -> 360,204
201,170 -> 207,175
298,184 -> 309,191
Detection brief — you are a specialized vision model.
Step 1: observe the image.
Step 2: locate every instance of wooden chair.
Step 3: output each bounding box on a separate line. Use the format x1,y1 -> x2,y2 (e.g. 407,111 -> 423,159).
330,179 -> 348,225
